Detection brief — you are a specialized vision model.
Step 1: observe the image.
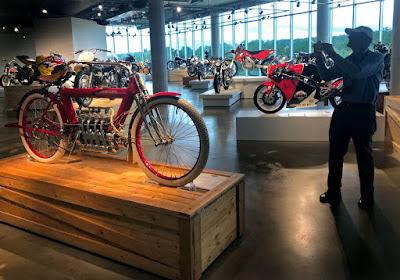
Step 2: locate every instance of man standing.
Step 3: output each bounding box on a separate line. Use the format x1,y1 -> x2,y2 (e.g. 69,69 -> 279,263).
314,26 -> 384,210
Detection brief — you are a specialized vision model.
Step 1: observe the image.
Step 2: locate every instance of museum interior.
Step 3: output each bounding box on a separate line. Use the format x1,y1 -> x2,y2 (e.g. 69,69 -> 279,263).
0,0 -> 400,279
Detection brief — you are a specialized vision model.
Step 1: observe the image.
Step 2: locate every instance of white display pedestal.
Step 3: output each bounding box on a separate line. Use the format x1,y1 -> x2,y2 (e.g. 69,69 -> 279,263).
229,76 -> 268,99
189,79 -> 213,90
200,89 -> 243,107
236,108 -> 385,142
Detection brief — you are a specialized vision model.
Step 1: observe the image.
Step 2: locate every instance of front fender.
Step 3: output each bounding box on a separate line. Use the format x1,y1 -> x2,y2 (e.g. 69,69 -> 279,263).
260,81 -> 275,93
146,91 -> 181,102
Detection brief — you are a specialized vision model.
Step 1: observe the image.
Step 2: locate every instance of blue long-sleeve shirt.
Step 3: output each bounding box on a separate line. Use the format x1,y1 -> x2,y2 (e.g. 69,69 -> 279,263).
315,49 -> 384,105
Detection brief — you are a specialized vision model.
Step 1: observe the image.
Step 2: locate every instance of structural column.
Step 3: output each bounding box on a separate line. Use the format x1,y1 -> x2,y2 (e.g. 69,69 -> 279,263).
390,0 -> 400,95
317,0 -> 330,43
211,13 -> 220,58
148,0 -> 168,93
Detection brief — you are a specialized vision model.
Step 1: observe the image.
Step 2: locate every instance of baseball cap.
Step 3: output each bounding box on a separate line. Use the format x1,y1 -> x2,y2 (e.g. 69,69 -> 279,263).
345,26 -> 374,40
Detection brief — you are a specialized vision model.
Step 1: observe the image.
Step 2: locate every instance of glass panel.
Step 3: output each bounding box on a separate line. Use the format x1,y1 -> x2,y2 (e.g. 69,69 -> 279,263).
382,0 -> 394,44
128,26 -> 141,61
331,3 -> 353,57
142,28 -> 151,61
293,2 -> 309,54
276,2 -> 291,58
222,12 -> 233,58
185,21 -> 193,57
235,9 -> 246,76
171,24 -> 178,57
261,3 -> 274,50
248,6 -> 260,76
203,17 -> 211,58
106,26 -> 114,53
178,23 -> 185,58
194,19 -> 202,58
165,25 -> 171,61
113,27 -> 128,55
356,1 -> 380,44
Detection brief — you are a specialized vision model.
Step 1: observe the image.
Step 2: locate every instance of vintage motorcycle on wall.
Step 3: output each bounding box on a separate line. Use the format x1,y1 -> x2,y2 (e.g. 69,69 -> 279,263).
5,62 -> 209,187
225,43 -> 276,76
253,61 -> 343,113
15,53 -> 66,85
1,58 -> 20,87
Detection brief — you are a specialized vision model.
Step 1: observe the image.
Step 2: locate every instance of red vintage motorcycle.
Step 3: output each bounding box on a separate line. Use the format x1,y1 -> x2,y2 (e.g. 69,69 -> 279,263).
253,62 -> 343,113
5,61 -> 209,187
225,43 -> 276,76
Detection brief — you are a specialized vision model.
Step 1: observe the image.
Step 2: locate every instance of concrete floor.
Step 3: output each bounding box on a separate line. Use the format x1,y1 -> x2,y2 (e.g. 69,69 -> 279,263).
0,82 -> 400,280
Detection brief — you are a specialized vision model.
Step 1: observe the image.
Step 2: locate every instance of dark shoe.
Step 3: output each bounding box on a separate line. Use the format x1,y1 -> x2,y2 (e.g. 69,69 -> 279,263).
320,191 -> 341,205
358,196 -> 374,210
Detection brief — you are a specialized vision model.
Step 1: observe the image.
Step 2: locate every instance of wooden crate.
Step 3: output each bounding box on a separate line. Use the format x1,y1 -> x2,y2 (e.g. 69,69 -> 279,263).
183,76 -> 213,87
0,154 -> 245,280
385,96 -> 400,154
4,84 -> 41,111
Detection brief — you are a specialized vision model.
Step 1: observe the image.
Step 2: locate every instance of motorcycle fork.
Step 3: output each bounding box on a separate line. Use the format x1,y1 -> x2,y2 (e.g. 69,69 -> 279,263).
134,95 -> 171,146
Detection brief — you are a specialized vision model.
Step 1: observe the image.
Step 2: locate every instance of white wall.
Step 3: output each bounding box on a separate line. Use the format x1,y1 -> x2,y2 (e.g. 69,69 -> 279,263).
34,18 -> 74,61
0,31 -> 36,76
71,17 -> 107,61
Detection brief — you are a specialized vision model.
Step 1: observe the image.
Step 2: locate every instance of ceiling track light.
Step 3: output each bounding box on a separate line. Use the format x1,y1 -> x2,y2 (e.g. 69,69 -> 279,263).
296,1 -> 300,8
177,6 -> 182,13
97,12 -> 102,17
98,4 -> 103,11
42,9 -> 48,14
14,27 -> 19,32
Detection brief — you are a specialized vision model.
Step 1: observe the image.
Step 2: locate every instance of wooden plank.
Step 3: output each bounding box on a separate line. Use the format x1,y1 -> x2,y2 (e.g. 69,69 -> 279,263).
0,174 -> 181,230
183,173 -> 245,216
179,218 -> 194,280
386,114 -> 400,147
385,96 -> 400,110
0,211 -> 180,280
0,187 -> 180,268
193,214 -> 202,280
237,181 -> 245,237
385,106 -> 400,128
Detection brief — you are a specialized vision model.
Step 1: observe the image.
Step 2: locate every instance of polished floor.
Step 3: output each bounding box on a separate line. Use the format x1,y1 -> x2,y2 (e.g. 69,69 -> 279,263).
0,82 -> 400,280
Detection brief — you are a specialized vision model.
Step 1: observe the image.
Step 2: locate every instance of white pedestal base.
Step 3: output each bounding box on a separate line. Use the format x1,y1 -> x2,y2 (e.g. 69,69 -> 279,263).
236,108 -> 385,142
190,80 -> 213,90
229,76 -> 268,99
200,89 -> 243,107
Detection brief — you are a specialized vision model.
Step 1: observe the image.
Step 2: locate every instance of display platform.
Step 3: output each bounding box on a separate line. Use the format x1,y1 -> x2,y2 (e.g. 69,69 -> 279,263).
385,96 -> 400,154
230,76 -> 268,99
168,69 -> 188,82
0,154 -> 245,280
200,88 -> 243,107
236,107 -> 385,141
4,83 -> 41,111
190,79 -> 213,90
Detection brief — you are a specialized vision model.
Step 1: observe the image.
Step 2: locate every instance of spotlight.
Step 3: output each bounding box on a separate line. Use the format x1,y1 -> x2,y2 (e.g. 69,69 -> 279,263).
22,34 -> 26,39
177,7 -> 182,13
2,27 -> 5,30
203,20 -> 206,25
228,15 -> 231,20
131,19 -> 135,22
297,1 -> 300,8
97,12 -> 102,17
42,9 -> 48,14
175,27 -> 178,31
98,5 -> 103,11
312,0 -> 316,4
14,27 -> 19,32
261,16 -> 266,20
259,10 -> 263,15
245,9 -> 248,14
172,24 -> 175,28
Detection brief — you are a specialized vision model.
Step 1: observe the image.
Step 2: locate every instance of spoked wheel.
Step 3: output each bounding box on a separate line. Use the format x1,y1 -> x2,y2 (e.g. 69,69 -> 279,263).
74,71 -> 93,107
167,61 -> 175,70
224,59 -> 238,76
222,69 -> 233,90
131,97 -> 209,187
253,84 -> 286,113
213,74 -> 221,93
187,66 -> 196,77
19,93 -> 66,163
1,75 -> 10,87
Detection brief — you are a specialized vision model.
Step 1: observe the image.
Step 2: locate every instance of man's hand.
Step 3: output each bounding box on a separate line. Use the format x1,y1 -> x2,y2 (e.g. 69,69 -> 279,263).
320,43 -> 337,58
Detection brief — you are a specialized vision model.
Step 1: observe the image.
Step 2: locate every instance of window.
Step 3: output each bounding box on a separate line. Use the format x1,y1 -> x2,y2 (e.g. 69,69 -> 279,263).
261,3 -> 274,50
178,23 -> 185,58
142,28 -> 151,61
331,3 -> 353,57
292,1 -> 310,54
203,17 -> 211,58
185,20 -> 193,57
222,12 -> 233,57
356,0 -> 380,44
276,2 -> 291,58
382,0 -> 394,44
113,27 -> 128,55
194,19 -> 202,58
235,9 -> 246,75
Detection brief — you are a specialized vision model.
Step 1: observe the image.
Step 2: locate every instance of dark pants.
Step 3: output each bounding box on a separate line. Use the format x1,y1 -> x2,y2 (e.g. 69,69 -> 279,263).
328,103 -> 376,197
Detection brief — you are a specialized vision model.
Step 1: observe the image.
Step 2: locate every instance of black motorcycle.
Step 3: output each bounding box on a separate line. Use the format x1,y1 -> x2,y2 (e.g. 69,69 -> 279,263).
167,55 -> 190,70
213,58 -> 233,93
374,42 -> 391,90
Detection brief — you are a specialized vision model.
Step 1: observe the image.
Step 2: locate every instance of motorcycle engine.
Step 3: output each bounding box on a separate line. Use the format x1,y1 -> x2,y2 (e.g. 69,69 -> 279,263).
242,57 -> 256,69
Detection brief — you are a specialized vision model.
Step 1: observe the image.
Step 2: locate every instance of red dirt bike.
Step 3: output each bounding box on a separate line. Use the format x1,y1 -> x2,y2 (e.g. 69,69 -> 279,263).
253,61 -> 343,113
225,43 -> 276,76
5,61 -> 209,187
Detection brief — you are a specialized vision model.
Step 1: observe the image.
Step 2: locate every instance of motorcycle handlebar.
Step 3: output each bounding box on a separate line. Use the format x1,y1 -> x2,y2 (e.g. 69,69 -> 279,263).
74,49 -> 84,54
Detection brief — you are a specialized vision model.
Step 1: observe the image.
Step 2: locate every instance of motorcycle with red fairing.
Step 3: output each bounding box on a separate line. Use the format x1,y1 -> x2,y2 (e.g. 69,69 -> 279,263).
253,61 -> 343,113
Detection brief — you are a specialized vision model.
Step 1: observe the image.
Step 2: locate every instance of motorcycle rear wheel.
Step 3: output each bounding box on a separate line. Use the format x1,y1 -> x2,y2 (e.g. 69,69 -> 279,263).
1,75 -> 10,87
19,93 -> 66,163
167,61 -> 175,70
130,97 -> 209,187
213,74 -> 221,93
253,84 -> 286,113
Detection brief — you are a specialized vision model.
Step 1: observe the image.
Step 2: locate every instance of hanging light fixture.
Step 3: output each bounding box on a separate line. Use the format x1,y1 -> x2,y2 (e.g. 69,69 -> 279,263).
177,7 -> 182,13
42,9 -> 48,14
98,5 -> 103,11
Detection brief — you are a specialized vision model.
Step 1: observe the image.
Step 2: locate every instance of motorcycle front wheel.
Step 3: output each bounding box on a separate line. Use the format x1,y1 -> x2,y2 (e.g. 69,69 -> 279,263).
224,59 -> 238,76
74,71 -> 93,107
19,93 -> 67,163
1,75 -> 10,87
253,84 -> 286,113
213,74 -> 221,93
130,96 -> 209,187
167,61 -> 175,70
187,67 -> 197,77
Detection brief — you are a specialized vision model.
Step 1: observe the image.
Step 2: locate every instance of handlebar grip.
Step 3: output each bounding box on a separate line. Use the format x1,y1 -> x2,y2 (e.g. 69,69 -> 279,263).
135,72 -> 146,92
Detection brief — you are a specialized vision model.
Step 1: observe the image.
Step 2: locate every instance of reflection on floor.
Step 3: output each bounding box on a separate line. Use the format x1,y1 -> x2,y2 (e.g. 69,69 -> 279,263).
0,82 -> 400,280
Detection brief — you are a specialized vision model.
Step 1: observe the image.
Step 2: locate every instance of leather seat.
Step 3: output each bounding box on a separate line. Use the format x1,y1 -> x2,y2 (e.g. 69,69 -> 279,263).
38,70 -> 67,82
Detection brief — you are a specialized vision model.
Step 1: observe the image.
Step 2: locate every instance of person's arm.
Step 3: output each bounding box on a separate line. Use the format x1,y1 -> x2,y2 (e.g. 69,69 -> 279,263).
332,53 -> 384,79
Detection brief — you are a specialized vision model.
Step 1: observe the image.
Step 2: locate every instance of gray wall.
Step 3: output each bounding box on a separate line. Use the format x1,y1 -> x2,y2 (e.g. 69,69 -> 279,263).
0,31 -> 36,77
71,17 -> 107,61
34,18 -> 74,61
